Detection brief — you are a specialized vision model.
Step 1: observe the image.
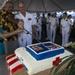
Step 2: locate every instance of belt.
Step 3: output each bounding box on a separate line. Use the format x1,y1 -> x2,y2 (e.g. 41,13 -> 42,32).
62,26 -> 69,28
51,25 -> 56,27
26,32 -> 30,34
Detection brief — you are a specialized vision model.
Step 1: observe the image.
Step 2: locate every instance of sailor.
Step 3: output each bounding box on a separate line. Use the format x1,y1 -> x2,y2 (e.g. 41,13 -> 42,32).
49,12 -> 58,42
46,13 -> 51,40
15,2 -> 36,47
35,12 -> 42,40
60,12 -> 72,46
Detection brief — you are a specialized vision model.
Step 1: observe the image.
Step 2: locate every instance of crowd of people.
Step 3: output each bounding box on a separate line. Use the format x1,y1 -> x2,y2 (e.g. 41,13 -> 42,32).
0,1 -> 74,55
35,12 -> 73,47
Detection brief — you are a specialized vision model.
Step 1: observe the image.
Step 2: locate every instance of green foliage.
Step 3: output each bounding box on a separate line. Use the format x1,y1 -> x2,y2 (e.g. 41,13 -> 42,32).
49,55 -> 75,75
71,42 -> 75,49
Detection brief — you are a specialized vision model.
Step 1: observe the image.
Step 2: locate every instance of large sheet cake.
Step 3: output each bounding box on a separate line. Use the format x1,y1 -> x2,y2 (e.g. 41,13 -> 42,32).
26,41 -> 64,60
14,42 -> 72,75
15,47 -> 72,75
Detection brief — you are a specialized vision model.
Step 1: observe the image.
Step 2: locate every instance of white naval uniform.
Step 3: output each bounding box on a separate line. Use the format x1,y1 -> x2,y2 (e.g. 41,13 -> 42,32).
61,18 -> 72,46
15,12 -> 36,47
46,16 -> 51,40
49,17 -> 58,42
35,17 -> 42,40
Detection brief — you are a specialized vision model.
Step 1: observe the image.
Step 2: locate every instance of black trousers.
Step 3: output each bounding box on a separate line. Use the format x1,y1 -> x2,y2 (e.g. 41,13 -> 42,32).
41,24 -> 47,41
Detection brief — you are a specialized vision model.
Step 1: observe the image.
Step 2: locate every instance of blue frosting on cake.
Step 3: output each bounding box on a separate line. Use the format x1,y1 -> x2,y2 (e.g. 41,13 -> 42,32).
26,42 -> 64,60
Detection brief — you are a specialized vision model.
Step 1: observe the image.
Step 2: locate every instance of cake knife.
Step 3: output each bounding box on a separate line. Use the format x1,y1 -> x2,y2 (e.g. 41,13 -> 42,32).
24,28 -> 49,49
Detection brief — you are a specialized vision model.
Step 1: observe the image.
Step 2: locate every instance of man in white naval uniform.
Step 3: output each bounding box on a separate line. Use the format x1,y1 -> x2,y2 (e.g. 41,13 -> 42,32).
60,12 -> 72,46
35,13 -> 42,40
49,12 -> 58,42
15,2 -> 36,47
46,13 -> 51,40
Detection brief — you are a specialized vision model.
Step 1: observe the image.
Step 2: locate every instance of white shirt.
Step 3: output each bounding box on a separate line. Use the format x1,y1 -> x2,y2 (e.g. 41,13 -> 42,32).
61,18 -> 72,28
15,12 -> 36,34
68,19 -> 73,25
47,16 -> 51,22
35,17 -> 42,31
49,17 -> 58,26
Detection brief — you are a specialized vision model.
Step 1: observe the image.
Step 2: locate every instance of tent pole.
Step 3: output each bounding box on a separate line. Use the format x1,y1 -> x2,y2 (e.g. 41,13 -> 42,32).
42,0 -> 47,13
26,0 -> 33,11
51,0 -> 63,10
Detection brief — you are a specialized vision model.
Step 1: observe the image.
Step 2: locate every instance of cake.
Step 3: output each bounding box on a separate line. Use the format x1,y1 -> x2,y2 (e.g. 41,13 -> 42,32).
26,41 -> 64,60
15,47 -> 73,75
14,41 -> 66,74
14,41 -> 66,75
6,41 -> 73,75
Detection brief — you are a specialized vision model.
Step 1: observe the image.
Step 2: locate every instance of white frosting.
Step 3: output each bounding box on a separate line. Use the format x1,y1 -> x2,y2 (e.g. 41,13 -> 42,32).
10,61 -> 22,71
6,56 -> 17,64
15,47 -> 73,75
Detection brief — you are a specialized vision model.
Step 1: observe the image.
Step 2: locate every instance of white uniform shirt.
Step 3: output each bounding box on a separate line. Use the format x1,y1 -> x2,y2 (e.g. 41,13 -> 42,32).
61,18 -> 72,28
35,17 -> 42,31
49,17 -> 58,26
68,19 -> 73,25
15,12 -> 36,34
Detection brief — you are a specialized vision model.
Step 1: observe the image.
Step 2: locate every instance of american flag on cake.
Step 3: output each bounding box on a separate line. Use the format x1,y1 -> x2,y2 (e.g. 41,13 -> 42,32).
6,54 -> 27,75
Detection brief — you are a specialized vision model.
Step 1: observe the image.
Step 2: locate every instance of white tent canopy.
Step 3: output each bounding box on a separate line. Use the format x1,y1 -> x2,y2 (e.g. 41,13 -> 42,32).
0,0 -> 75,12
0,0 -> 7,9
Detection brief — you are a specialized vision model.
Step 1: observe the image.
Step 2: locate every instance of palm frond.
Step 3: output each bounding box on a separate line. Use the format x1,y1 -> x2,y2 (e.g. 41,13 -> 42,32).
53,54 -> 75,75
49,54 -> 75,75
49,55 -> 71,75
